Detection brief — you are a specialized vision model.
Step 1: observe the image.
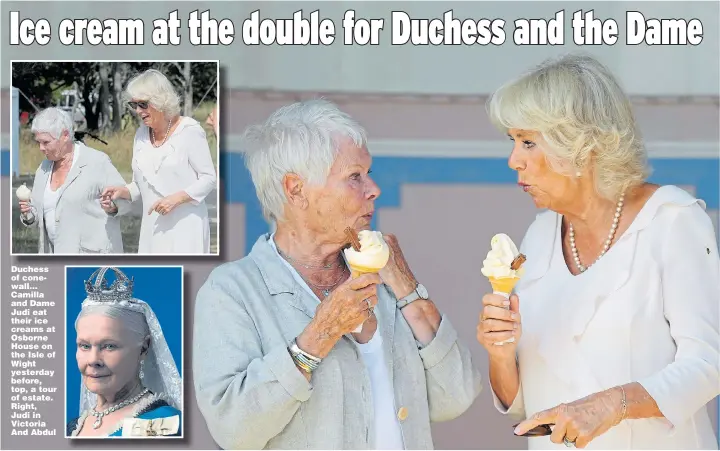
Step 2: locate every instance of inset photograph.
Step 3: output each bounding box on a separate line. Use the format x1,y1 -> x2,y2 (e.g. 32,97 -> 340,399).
64,266 -> 183,438
11,60 -> 220,255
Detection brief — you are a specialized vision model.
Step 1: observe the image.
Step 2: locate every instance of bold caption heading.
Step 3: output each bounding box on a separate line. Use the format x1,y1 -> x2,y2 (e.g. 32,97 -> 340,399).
10,9 -> 704,47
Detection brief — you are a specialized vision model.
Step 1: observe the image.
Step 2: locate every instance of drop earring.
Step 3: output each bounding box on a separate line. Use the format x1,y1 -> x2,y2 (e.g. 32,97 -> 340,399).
139,359 -> 145,379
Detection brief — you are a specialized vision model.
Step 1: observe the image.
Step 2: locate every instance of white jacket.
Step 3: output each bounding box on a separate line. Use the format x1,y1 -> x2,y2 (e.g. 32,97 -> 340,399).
493,185 -> 719,449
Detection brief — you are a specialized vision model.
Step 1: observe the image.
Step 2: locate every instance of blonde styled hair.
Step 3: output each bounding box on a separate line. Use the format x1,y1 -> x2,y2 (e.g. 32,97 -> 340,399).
124,69 -> 181,117
486,53 -> 650,200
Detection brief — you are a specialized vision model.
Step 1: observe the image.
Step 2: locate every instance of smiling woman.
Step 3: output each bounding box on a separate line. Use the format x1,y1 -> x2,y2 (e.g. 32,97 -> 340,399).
66,267 -> 183,439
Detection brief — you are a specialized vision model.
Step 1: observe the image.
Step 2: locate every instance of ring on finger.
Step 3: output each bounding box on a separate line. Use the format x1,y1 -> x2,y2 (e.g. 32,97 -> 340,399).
365,298 -> 372,310
563,437 -> 576,448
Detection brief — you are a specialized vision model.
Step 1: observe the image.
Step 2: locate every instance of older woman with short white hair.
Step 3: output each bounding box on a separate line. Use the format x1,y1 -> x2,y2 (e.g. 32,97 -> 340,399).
193,99 -> 482,449
476,54 -> 719,449
67,267 -> 182,438
102,69 -> 217,254
17,107 -> 131,254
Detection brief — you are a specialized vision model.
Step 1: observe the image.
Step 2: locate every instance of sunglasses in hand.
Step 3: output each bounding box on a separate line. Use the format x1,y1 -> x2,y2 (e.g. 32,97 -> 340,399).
513,423 -> 553,437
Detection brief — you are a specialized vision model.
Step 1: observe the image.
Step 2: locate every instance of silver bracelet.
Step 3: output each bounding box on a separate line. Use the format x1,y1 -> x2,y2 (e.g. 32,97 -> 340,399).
289,339 -> 322,372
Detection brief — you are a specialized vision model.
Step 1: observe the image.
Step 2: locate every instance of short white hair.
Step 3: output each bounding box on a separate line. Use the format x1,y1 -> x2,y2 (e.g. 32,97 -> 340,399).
241,99 -> 367,223
31,107 -> 74,139
124,69 -> 181,117
486,53 -> 650,200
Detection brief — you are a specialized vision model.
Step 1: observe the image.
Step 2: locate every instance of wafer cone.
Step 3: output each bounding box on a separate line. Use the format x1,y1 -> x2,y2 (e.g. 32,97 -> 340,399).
489,276 -> 521,296
343,227 -> 389,333
349,264 -> 383,278
349,264 -> 383,333
487,276 -> 520,346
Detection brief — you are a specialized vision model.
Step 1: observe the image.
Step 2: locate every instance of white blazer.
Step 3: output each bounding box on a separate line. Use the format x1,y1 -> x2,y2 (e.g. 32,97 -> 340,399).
493,185 -> 719,449
20,143 -> 132,254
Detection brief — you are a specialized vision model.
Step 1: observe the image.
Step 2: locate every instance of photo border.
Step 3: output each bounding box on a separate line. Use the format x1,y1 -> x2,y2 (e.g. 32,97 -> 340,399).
62,264 -> 185,440
9,59 -> 221,257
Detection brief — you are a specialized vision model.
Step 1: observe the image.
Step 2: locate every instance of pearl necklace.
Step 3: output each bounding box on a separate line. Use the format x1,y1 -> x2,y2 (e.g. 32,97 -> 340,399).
90,387 -> 149,429
150,119 -> 172,147
569,192 -> 625,273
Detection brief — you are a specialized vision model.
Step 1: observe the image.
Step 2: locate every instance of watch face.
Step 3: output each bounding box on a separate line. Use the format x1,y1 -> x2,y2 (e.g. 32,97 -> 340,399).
417,284 -> 428,299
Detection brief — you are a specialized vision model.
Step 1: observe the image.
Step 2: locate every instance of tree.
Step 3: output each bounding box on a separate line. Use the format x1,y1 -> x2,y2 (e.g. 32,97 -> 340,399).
111,62 -> 125,132
97,63 -> 111,133
12,61 -> 217,132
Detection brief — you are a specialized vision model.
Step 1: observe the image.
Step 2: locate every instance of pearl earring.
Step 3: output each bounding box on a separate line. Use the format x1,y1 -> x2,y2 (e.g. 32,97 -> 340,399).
576,171 -> 582,177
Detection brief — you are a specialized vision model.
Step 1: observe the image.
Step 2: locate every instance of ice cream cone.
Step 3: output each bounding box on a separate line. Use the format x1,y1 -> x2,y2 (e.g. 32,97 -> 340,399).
488,276 -> 521,345
349,264 -> 383,279
481,234 -> 527,346
16,183 -> 31,201
348,265 -> 384,332
489,276 -> 521,296
343,229 -> 390,333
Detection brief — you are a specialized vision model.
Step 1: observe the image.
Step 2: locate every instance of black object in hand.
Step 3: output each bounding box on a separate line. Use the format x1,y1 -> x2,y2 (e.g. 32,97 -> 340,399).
513,423 -> 553,437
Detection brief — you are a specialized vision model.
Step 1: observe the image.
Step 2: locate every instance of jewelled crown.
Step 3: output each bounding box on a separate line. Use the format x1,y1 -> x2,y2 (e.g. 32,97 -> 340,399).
84,267 -> 135,302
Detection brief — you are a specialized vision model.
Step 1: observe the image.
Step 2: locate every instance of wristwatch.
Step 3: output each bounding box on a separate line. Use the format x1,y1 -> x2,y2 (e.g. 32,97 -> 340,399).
396,283 -> 429,309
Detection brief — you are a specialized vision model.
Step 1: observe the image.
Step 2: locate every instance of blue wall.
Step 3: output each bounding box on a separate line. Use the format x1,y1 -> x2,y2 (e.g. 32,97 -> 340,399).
1,149 -> 9,177
5,147 -> 718,254
218,151 -> 720,255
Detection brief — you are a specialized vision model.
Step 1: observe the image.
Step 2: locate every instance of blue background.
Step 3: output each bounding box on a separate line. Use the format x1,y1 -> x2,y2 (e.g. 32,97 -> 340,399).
64,266 -> 183,421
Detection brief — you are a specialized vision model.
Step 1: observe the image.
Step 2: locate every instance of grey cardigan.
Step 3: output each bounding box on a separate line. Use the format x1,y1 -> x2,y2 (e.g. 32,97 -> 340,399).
193,234 -> 483,450
20,142 -> 131,254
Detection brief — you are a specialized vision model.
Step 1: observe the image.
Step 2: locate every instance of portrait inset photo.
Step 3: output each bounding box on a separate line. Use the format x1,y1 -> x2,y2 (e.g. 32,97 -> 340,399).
11,60 -> 220,255
64,265 -> 183,439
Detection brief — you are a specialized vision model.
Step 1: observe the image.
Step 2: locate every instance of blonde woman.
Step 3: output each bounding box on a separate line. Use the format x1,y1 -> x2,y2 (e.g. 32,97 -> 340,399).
102,69 -> 217,254
476,54 -> 719,449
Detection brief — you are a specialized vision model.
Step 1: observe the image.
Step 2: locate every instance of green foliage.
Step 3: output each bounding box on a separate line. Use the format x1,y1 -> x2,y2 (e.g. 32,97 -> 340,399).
12,61 -> 218,132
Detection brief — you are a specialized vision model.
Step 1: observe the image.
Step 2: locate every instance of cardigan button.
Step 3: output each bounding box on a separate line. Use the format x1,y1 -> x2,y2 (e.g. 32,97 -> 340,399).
397,407 -> 408,421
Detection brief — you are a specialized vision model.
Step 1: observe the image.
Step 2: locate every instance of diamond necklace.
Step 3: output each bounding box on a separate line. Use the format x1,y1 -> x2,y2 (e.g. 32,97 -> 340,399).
568,191 -> 625,273
90,387 -> 149,429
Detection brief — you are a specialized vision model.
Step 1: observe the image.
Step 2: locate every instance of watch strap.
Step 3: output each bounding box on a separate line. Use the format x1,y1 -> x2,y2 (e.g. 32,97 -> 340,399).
396,287 -> 420,309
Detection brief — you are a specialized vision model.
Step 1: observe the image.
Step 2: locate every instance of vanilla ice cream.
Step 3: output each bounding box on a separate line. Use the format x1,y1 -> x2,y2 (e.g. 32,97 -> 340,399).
15,183 -> 31,201
481,233 -> 526,346
481,233 -> 525,279
344,230 -> 390,273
